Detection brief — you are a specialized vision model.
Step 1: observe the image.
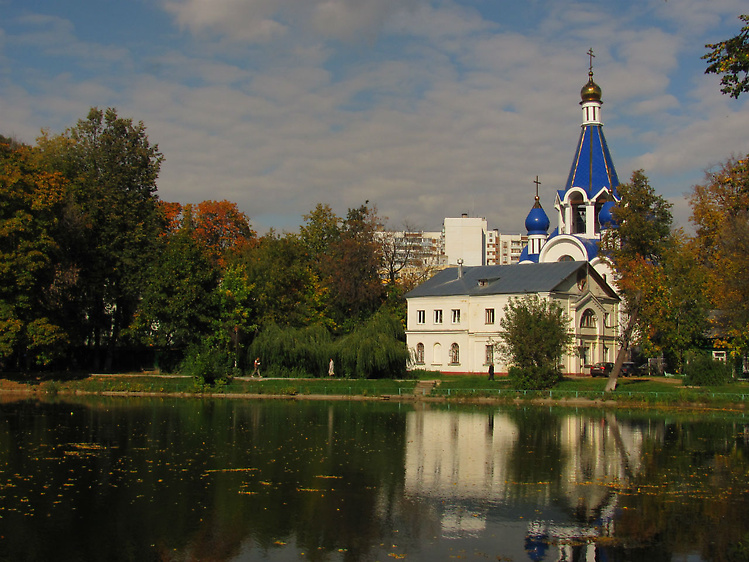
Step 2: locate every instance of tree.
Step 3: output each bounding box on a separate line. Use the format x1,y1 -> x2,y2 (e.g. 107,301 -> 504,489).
188,200 -> 256,267
131,227 -> 219,350
498,294 -> 572,389
212,263 -> 257,369
37,108 -> 164,370
600,170 -> 674,390
241,232 -> 328,329
0,141 -> 69,367
299,203 -> 341,260
689,155 -> 749,357
378,223 -> 422,285
704,14 -> 749,99
322,203 -> 385,330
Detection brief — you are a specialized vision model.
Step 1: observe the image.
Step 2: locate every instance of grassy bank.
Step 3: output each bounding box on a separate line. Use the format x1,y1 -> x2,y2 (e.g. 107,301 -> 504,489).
1,372 -> 748,408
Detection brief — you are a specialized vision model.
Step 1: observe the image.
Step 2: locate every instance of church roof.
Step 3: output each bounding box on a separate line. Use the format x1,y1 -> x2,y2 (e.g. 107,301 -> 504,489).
405,261 -> 588,298
562,123 -> 620,200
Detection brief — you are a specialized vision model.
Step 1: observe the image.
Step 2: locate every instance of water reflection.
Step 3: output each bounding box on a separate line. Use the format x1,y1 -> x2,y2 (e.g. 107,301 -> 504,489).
0,397 -> 747,561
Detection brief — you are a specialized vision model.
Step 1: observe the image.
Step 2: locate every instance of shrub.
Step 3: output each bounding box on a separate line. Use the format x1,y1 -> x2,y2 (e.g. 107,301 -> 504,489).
683,352 -> 733,386
508,365 -> 562,391
179,343 -> 236,386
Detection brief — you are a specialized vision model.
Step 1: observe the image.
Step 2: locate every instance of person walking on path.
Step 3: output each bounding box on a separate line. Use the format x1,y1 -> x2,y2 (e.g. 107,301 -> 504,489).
488,363 -> 495,381
252,357 -> 261,378
328,358 -> 335,377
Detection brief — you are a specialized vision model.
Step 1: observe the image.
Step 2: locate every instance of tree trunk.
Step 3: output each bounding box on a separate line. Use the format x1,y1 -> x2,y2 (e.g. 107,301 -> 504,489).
605,304 -> 639,392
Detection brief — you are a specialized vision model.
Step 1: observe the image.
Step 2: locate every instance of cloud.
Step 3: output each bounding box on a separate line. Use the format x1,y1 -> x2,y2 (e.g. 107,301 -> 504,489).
162,0 -> 426,44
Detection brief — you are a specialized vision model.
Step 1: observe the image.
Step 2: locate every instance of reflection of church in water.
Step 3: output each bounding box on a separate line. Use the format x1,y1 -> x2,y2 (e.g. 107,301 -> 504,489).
403,408 -> 645,561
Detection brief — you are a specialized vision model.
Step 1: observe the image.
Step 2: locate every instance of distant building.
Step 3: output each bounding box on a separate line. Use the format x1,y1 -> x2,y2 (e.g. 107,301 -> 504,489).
443,215 -> 487,266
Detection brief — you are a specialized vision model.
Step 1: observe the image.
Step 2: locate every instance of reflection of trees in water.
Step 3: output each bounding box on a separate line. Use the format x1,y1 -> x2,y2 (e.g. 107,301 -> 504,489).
505,408 -> 566,500
0,399 -> 410,562
614,420 -> 749,562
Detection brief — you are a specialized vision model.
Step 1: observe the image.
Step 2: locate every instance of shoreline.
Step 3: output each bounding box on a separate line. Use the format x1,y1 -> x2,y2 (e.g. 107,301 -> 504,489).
1,383 -> 745,413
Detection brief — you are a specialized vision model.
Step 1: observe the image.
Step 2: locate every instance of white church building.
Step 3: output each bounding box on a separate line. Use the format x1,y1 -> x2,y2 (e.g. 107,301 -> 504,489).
406,64 -> 623,375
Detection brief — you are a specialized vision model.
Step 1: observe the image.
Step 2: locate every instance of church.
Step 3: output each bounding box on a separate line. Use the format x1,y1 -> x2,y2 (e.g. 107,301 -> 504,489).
405,63 -> 623,375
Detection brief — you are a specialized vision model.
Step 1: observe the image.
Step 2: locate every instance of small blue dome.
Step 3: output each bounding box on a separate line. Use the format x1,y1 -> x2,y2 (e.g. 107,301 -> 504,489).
525,198 -> 550,235
598,200 -> 617,229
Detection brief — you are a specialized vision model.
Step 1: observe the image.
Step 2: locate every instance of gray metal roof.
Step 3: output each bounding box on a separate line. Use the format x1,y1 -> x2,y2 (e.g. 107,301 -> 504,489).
405,261 -> 587,298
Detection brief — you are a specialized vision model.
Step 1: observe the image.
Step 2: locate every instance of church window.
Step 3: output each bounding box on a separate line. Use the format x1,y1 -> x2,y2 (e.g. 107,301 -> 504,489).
451,309 -> 461,323
580,309 -> 596,328
434,310 -> 443,324
415,343 -> 425,364
450,343 -> 460,365
485,344 -> 494,365
485,308 -> 495,324
559,255 -> 574,262
417,310 -> 425,324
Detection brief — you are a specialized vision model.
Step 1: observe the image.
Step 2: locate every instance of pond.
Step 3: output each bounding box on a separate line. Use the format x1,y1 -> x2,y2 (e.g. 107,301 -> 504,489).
1,396 -> 748,561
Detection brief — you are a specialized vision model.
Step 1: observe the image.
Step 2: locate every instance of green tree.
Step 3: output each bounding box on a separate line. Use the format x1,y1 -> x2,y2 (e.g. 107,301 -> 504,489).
637,236 -> 710,373
704,14 -> 749,99
212,263 -> 257,369
601,170 -> 675,390
131,227 -> 219,351
241,232 -> 328,329
323,203 -> 385,330
0,141 -> 68,367
498,294 -> 572,389
37,108 -> 164,370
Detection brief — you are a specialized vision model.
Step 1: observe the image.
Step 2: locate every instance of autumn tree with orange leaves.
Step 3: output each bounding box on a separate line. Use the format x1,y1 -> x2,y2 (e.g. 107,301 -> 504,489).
689,155 -> 749,359
0,139 -> 69,366
601,170 -> 682,390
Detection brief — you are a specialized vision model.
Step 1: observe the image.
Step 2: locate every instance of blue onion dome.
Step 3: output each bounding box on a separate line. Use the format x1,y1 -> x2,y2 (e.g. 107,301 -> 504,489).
525,196 -> 550,234
598,200 -> 617,229
581,71 -> 602,103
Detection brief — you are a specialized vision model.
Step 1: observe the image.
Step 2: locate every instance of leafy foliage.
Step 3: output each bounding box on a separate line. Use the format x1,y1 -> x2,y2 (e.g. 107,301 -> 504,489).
689,155 -> 749,355
704,14 -> 749,99
178,342 -> 235,386
498,294 -> 571,389
336,310 -> 409,379
131,227 -> 219,349
0,142 -> 69,366
600,170 -> 678,384
507,365 -> 562,391
36,107 -> 164,370
683,352 -> 733,386
249,324 -> 334,378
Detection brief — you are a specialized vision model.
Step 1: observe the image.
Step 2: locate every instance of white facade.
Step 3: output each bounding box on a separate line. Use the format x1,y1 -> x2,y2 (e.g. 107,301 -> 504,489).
406,262 -> 620,375
443,215 -> 487,266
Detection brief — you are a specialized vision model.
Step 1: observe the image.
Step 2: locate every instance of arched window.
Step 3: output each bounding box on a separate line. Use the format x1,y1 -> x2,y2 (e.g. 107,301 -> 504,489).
570,193 -> 586,234
580,309 -> 597,328
415,343 -> 425,364
450,343 -> 460,365
558,255 -> 574,262
433,343 -> 442,365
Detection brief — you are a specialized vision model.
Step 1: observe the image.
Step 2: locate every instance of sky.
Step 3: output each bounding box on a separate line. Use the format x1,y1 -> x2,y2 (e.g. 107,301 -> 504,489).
1,0 -> 748,235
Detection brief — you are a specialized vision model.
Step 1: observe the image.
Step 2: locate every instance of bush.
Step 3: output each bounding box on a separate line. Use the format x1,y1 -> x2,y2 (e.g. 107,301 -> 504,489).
508,365 -> 562,390
179,343 -> 236,386
683,352 -> 733,386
